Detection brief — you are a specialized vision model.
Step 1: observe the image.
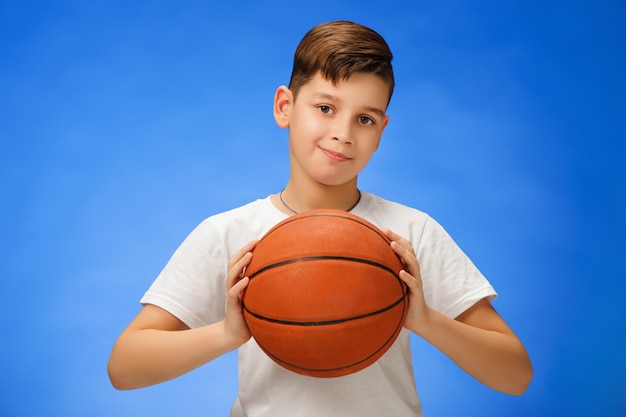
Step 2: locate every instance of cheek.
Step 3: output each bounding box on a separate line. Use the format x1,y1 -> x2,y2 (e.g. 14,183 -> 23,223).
295,113 -> 324,136
356,149 -> 376,170
290,117 -> 325,151
359,130 -> 382,153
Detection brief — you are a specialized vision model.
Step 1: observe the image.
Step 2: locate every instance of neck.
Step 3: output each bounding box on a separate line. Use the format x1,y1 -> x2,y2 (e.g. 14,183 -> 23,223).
278,181 -> 361,214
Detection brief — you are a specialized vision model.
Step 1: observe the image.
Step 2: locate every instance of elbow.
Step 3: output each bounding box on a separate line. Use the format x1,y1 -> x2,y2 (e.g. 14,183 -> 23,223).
107,359 -> 127,390
505,338 -> 534,396
505,355 -> 534,396
513,364 -> 533,396
108,366 -> 137,391
107,352 -> 137,391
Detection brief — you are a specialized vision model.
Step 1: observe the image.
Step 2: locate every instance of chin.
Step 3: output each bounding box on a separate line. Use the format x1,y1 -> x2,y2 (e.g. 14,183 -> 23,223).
310,171 -> 355,187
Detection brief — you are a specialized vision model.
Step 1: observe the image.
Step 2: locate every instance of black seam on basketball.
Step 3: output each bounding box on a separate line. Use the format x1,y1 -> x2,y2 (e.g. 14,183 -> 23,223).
247,255 -> 399,281
243,290 -> 407,326
257,338 -> 386,374
250,297 -> 408,374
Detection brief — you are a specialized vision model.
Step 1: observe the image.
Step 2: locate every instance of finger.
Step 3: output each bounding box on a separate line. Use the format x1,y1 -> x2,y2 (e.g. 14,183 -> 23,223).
227,251 -> 253,290
228,276 -> 250,300
227,240 -> 258,270
398,269 -> 417,286
390,240 -> 415,264
385,229 -> 413,252
390,240 -> 422,278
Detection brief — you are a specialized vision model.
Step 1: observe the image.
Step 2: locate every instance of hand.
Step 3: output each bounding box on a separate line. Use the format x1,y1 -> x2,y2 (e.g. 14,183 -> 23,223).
384,230 -> 533,394
224,240 -> 257,347
385,229 -> 431,333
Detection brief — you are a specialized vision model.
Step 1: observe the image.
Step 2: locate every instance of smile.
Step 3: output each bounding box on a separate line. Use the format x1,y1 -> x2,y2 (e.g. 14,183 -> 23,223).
320,148 -> 350,162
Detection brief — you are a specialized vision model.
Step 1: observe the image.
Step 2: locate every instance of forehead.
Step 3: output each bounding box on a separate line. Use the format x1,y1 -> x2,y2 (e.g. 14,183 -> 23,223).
298,72 -> 391,113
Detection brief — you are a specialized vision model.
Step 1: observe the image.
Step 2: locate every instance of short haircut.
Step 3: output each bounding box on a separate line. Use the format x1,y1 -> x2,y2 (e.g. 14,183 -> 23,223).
288,21 -> 394,104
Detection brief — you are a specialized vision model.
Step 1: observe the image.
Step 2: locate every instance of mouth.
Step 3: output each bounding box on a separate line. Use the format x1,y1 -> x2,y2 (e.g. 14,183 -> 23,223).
320,147 -> 350,162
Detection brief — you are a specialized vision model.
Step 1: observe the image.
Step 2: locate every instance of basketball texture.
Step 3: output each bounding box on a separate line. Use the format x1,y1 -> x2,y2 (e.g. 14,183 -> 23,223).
242,209 -> 408,378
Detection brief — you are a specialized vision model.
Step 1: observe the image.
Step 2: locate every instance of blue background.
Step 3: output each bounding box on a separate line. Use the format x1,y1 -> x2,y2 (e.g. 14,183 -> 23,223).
1,1 -> 624,416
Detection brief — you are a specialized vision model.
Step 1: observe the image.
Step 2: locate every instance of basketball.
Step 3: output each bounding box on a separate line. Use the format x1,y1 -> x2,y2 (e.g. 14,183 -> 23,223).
242,209 -> 408,378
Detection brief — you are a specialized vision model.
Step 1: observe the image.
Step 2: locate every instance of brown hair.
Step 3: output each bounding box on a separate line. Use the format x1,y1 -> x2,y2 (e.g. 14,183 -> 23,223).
288,21 -> 394,103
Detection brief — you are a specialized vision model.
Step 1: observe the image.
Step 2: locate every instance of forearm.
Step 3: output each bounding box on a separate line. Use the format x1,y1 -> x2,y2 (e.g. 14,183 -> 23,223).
413,308 -> 532,395
108,321 -> 238,390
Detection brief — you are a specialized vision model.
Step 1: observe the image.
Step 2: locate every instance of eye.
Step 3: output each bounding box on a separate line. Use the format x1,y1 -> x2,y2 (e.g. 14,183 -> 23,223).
358,116 -> 374,125
318,105 -> 334,114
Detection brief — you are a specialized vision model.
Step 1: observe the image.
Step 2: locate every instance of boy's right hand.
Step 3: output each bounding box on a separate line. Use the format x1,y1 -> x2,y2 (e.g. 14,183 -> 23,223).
108,239 -> 259,390
224,240 -> 258,347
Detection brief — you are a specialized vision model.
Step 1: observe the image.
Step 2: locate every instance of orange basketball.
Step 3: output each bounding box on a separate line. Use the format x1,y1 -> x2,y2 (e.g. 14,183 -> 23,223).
242,209 -> 408,378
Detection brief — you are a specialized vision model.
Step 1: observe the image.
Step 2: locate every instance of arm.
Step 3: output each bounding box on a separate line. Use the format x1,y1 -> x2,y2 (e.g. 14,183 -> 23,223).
386,230 -> 533,395
107,240 -> 257,390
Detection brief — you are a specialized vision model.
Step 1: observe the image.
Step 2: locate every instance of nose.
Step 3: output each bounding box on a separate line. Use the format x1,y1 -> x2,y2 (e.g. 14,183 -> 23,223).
331,115 -> 353,144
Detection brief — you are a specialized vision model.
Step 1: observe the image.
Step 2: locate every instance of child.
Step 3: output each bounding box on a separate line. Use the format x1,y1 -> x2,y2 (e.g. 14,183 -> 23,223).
108,20 -> 532,416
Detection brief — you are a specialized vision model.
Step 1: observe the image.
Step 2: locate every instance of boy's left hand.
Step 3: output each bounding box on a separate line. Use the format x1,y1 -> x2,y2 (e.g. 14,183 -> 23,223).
385,230 -> 533,395
385,229 -> 431,333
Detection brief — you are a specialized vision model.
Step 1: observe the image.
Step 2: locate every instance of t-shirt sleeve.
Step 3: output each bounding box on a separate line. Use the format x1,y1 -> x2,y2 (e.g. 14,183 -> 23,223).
140,219 -> 228,328
415,216 -> 497,319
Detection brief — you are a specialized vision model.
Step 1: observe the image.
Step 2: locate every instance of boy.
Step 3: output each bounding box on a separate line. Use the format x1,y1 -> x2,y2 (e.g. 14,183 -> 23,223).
108,20 -> 532,416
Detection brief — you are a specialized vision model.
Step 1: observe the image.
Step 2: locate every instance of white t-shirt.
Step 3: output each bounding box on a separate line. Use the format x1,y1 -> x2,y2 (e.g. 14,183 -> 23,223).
141,192 -> 496,417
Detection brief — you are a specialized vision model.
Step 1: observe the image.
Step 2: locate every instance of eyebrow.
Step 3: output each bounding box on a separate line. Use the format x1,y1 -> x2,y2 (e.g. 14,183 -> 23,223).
313,93 -> 386,119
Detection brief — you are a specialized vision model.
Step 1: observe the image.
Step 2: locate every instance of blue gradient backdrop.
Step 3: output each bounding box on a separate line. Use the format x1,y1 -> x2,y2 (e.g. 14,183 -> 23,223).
1,1 -> 624,416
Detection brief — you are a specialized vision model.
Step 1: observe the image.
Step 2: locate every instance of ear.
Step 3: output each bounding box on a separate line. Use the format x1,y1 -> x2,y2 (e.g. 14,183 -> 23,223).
382,115 -> 390,130
374,115 -> 390,150
273,85 -> 293,128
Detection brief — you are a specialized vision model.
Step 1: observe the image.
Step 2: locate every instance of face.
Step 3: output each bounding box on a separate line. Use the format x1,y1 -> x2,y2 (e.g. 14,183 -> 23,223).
274,72 -> 390,187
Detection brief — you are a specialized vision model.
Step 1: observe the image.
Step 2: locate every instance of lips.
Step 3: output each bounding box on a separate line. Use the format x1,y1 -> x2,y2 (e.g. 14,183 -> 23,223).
320,147 -> 350,162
